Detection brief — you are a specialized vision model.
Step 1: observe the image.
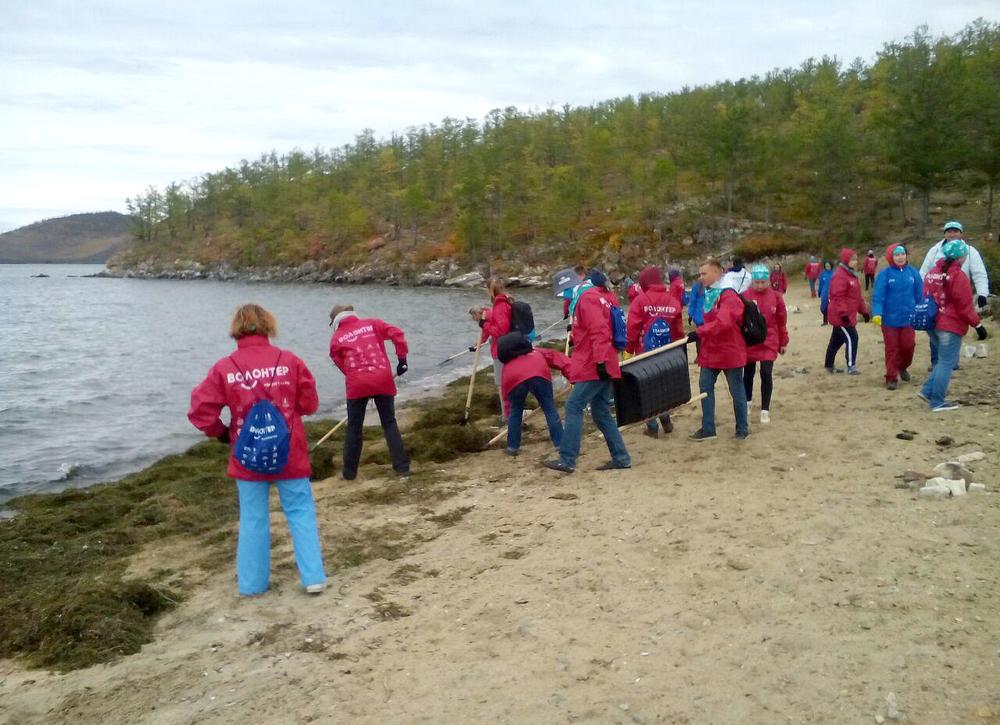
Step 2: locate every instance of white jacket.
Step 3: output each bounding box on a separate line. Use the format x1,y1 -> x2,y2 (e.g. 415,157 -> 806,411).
721,268 -> 752,293
919,240 -> 991,297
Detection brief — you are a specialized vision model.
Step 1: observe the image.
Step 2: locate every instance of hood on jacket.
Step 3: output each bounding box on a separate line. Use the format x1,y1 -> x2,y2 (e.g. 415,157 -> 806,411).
885,242 -> 908,268
838,247 -> 856,266
638,266 -> 663,291
332,311 -> 359,329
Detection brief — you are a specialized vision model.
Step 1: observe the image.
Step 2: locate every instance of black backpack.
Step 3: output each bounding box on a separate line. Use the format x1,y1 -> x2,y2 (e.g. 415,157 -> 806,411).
497,331 -> 533,364
724,289 -> 768,346
509,299 -> 535,337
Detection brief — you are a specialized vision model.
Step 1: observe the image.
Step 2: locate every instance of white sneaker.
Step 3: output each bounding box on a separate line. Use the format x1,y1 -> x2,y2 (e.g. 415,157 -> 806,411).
305,583 -> 326,595
760,410 -> 770,424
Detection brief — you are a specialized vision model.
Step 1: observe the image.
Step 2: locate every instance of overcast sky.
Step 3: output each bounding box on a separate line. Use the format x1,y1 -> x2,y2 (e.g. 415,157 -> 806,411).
0,1 -> 995,232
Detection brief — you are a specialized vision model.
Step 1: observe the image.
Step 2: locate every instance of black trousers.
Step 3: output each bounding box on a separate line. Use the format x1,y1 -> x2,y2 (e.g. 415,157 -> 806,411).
865,274 -> 875,290
343,395 -> 409,479
743,360 -> 774,410
825,325 -> 859,368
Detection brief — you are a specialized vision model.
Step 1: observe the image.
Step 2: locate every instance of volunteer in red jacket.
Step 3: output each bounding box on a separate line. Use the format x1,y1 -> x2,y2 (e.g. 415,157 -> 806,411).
919,240 -> 989,411
625,265 -> 684,438
544,269 -> 631,473
742,265 -> 789,424
687,258 -> 749,441
188,304 -> 326,597
769,263 -> 788,294
668,268 -> 686,303
478,277 -> 513,422
329,304 -> 410,480
824,248 -> 870,374
804,256 -> 822,297
863,250 -> 878,290
497,331 -> 571,456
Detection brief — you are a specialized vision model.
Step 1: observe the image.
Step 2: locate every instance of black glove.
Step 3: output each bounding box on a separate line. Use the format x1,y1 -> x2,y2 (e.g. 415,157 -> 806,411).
468,345 -> 477,353
563,311 -> 569,320
977,295 -> 987,309
686,330 -> 699,344
862,312 -> 871,323
477,319 -> 485,328
976,325 -> 988,341
566,324 -> 572,332
396,359 -> 408,376
216,429 -> 230,445
596,362 -> 611,381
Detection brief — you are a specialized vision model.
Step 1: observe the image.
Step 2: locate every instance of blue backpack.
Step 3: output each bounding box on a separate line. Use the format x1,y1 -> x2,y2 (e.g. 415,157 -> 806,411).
911,296 -> 939,332
642,316 -> 672,352
230,354 -> 291,474
610,305 -> 628,351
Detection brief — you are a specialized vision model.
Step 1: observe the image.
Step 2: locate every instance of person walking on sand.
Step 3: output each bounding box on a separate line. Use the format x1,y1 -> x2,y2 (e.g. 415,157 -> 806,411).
476,277 -> 513,423
188,304 -> 326,597
626,265 -> 684,438
824,248 -> 870,374
919,221 -> 991,313
543,269 -> 631,473
497,331 -> 571,456
871,244 -> 923,390
863,250 -> 878,290
818,260 -> 834,326
805,256 -> 822,298
919,240 -> 989,412
329,304 -> 410,481
742,265 -> 788,424
686,258 -> 749,441
769,263 -> 788,294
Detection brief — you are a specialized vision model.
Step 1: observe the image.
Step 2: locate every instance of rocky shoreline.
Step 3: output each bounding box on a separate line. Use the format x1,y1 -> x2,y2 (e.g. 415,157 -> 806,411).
93,260 -> 552,289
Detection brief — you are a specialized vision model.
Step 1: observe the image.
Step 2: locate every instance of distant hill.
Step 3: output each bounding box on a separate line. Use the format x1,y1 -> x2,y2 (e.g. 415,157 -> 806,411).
0,211 -> 132,263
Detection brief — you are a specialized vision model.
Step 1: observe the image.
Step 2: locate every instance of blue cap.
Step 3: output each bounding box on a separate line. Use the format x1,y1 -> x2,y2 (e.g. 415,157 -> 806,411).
943,220 -> 964,232
588,269 -> 608,289
942,239 -> 968,260
750,264 -> 770,281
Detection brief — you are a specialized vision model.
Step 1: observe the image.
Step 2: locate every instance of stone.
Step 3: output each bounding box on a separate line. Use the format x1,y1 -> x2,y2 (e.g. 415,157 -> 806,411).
934,462 -> 974,481
943,479 -> 967,497
935,435 -> 954,446
885,692 -> 901,720
444,271 -> 485,288
900,470 -> 930,483
957,451 -> 985,463
918,483 -> 949,499
895,432 -> 915,441
968,483 -> 986,493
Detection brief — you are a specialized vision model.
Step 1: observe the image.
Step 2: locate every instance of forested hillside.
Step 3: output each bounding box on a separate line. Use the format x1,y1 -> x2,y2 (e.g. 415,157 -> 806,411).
117,21 -> 1000,280
0,212 -> 131,263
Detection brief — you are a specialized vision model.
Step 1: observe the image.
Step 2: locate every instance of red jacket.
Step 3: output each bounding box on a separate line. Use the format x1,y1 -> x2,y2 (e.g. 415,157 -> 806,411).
742,287 -> 789,362
625,284 -> 684,354
863,255 -> 878,276
329,315 -> 408,399
769,271 -> 788,293
501,348 -> 571,406
805,262 -> 821,280
627,282 -> 641,302
697,289 -> 747,369
480,294 -> 512,358
670,276 -> 685,300
188,335 -> 318,482
926,259 -> 981,336
827,264 -> 868,326
567,286 -> 622,383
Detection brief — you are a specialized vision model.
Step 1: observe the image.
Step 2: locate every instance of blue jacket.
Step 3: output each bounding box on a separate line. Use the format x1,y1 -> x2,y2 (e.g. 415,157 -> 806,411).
818,269 -> 834,312
871,263 -> 923,328
687,282 -> 705,325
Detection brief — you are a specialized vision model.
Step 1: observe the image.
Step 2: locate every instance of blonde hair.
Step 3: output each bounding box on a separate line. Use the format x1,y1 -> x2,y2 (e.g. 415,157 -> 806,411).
230,304 -> 278,340
699,258 -> 723,271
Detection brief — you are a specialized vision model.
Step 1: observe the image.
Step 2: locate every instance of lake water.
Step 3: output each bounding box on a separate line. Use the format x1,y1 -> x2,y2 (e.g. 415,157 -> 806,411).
0,265 -> 559,503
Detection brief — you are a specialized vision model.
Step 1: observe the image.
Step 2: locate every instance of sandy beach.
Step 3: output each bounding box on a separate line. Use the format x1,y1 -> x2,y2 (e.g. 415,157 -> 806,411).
2,280 -> 998,724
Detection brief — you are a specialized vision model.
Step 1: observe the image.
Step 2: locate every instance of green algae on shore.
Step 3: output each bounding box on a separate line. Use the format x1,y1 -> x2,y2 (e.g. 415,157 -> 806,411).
0,368 -> 505,671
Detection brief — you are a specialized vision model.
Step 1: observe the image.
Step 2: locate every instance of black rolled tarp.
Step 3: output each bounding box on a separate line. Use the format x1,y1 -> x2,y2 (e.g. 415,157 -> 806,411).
613,345 -> 691,426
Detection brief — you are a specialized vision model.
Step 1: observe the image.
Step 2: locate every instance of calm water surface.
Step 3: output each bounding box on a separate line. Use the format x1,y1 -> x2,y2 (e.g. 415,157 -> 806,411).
0,265 -> 558,502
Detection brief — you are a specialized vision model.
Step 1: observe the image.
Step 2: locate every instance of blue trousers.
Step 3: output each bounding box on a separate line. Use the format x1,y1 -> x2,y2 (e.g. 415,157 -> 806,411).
699,366 -> 749,436
558,379 -> 630,469
507,376 -> 563,451
921,330 -> 962,408
236,478 -> 326,595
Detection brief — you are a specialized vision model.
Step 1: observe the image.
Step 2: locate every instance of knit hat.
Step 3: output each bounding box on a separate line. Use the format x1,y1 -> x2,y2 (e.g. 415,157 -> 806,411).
943,220 -> 964,233
942,239 -> 969,260
892,245 -> 906,256
751,264 -> 770,281
809,255 -> 817,262
589,269 -> 609,289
